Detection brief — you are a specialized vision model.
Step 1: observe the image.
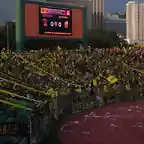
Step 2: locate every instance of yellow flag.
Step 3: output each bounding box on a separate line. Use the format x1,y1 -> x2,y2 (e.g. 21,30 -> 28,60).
47,88 -> 54,96
75,87 -> 81,93
123,47 -> 127,53
93,80 -> 97,86
51,92 -> 55,98
107,75 -> 118,84
49,88 -> 53,92
57,46 -> 61,51
99,73 -> 103,77
104,85 -> 108,92
55,91 -> 58,97
99,99 -> 104,106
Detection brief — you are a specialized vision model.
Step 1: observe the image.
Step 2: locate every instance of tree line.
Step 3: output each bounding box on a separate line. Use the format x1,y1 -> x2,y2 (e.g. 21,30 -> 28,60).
0,21 -> 128,50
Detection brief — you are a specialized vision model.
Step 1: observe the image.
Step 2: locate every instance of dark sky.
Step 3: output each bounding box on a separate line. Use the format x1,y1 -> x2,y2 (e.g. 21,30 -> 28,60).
105,0 -> 127,12
0,0 -> 128,24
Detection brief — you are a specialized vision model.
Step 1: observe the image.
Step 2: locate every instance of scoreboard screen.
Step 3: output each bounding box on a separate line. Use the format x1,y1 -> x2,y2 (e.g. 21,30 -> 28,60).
39,6 -> 72,36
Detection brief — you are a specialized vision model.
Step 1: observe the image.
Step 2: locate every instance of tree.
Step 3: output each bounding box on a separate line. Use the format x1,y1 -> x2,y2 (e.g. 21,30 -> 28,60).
88,28 -> 120,48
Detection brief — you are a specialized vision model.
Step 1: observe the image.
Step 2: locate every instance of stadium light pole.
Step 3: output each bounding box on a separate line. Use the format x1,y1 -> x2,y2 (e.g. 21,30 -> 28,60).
6,23 -> 9,50
16,0 -> 25,52
6,21 -> 15,50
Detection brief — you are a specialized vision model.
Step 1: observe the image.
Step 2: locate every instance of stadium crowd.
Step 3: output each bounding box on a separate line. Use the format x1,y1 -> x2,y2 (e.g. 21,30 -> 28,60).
0,46 -> 144,101
0,46 -> 144,143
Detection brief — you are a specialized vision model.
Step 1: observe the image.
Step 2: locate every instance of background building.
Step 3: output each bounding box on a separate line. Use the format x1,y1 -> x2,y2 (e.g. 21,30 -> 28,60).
126,1 -> 144,43
92,0 -> 104,29
126,1 -> 138,43
104,13 -> 126,37
46,0 -> 104,29
139,2 -> 144,41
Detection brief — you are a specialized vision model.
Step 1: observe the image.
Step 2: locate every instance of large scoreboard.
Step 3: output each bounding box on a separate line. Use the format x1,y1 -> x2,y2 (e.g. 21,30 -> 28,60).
39,6 -> 72,36
15,0 -> 88,51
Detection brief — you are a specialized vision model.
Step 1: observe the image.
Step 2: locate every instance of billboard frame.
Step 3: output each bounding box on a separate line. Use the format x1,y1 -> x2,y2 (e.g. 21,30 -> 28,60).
16,0 -> 88,51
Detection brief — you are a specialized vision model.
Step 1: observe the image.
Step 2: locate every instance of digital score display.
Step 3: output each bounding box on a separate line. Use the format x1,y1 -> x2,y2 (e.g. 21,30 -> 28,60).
0,121 -> 28,136
25,3 -> 83,39
39,6 -> 72,36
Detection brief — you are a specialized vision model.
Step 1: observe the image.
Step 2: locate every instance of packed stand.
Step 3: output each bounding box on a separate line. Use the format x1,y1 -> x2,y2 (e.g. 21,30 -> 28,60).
0,47 -> 144,143
0,47 -> 144,103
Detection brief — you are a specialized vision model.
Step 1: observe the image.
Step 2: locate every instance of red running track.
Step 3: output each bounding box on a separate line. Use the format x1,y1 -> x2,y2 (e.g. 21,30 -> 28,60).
59,101 -> 144,144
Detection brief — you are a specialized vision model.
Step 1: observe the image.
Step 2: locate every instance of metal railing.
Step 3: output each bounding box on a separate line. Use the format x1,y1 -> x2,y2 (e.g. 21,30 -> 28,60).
0,88 -> 143,144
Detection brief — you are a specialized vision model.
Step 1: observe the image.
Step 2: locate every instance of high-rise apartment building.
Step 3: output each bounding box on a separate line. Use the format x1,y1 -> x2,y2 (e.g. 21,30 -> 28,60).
126,1 -> 138,41
92,0 -> 104,28
139,3 -> 144,41
126,1 -> 144,42
78,0 -> 104,29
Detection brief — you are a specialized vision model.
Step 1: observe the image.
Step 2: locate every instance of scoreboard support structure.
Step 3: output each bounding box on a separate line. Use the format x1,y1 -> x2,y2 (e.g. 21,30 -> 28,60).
16,0 -> 25,52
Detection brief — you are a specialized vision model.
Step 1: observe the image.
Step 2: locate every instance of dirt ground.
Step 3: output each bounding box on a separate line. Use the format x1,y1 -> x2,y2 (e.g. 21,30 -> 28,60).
59,101 -> 144,144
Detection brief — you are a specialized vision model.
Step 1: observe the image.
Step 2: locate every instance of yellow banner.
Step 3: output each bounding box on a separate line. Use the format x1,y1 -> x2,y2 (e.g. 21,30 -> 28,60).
0,99 -> 32,111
